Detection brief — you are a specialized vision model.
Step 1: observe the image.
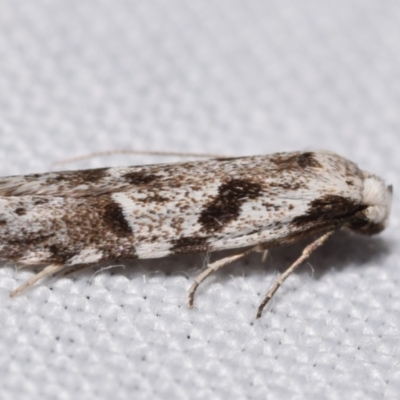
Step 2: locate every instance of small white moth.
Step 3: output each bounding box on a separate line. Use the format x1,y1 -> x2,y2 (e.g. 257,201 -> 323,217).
0,150 -> 392,318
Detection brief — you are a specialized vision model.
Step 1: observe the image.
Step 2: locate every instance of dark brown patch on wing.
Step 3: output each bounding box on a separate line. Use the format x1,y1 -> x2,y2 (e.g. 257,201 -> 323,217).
292,195 -> 366,228
48,244 -> 77,264
269,153 -> 297,167
270,152 -> 322,170
123,171 -> 159,185
0,194 -> 141,265
171,236 -> 209,254
296,152 -> 322,168
199,179 -> 263,232
79,168 -> 109,183
14,207 -> 26,216
102,200 -> 132,237
34,198 -> 49,205
35,168 -> 109,186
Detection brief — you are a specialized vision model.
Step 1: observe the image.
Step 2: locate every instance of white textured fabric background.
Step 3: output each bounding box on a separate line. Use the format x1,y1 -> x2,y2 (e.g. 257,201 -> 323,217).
0,1 -> 399,399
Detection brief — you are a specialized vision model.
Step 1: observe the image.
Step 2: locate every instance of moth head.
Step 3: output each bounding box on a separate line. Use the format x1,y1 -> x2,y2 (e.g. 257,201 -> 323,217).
348,173 -> 393,235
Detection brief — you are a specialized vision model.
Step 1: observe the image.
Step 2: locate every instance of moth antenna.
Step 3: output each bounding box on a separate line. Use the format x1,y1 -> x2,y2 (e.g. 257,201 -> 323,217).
53,150 -> 227,166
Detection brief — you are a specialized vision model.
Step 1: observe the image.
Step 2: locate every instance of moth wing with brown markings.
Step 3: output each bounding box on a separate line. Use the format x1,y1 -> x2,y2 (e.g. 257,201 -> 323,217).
0,151 -> 369,268
2,150 -> 392,310
0,150 -> 360,197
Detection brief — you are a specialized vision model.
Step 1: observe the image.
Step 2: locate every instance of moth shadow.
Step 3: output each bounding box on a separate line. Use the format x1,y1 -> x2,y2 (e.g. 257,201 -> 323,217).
243,231 -> 391,280
64,231 -> 391,286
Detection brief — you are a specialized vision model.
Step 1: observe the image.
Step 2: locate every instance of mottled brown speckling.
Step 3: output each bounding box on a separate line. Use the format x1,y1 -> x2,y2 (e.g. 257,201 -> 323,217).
0,150 -> 391,271
198,179 -> 263,233
292,195 -> 367,228
171,236 -> 209,254
122,171 -> 159,185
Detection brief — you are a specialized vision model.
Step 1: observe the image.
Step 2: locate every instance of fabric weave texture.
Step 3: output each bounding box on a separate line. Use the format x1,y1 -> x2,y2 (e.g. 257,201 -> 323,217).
0,1 -> 399,399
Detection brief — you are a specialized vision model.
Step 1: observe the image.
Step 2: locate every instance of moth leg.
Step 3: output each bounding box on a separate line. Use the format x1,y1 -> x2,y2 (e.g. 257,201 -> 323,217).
10,264 -> 65,297
188,244 -> 264,308
253,244 -> 269,263
62,264 -> 92,276
256,230 -> 335,319
261,250 -> 269,262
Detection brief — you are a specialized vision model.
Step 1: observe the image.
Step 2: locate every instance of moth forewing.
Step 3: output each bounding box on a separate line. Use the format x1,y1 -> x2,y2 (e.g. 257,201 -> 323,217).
0,150 -> 392,317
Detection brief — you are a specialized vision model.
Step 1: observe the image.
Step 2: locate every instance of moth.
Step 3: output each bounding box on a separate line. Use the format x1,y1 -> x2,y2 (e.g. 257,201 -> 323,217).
0,150 -> 392,318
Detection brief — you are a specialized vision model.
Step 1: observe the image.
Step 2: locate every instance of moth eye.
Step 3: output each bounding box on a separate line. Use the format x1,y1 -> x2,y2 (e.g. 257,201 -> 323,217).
347,217 -> 368,230
347,217 -> 385,236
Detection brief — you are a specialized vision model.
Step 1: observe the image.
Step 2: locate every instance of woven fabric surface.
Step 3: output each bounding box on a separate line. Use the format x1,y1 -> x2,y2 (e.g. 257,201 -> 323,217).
0,1 -> 399,399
